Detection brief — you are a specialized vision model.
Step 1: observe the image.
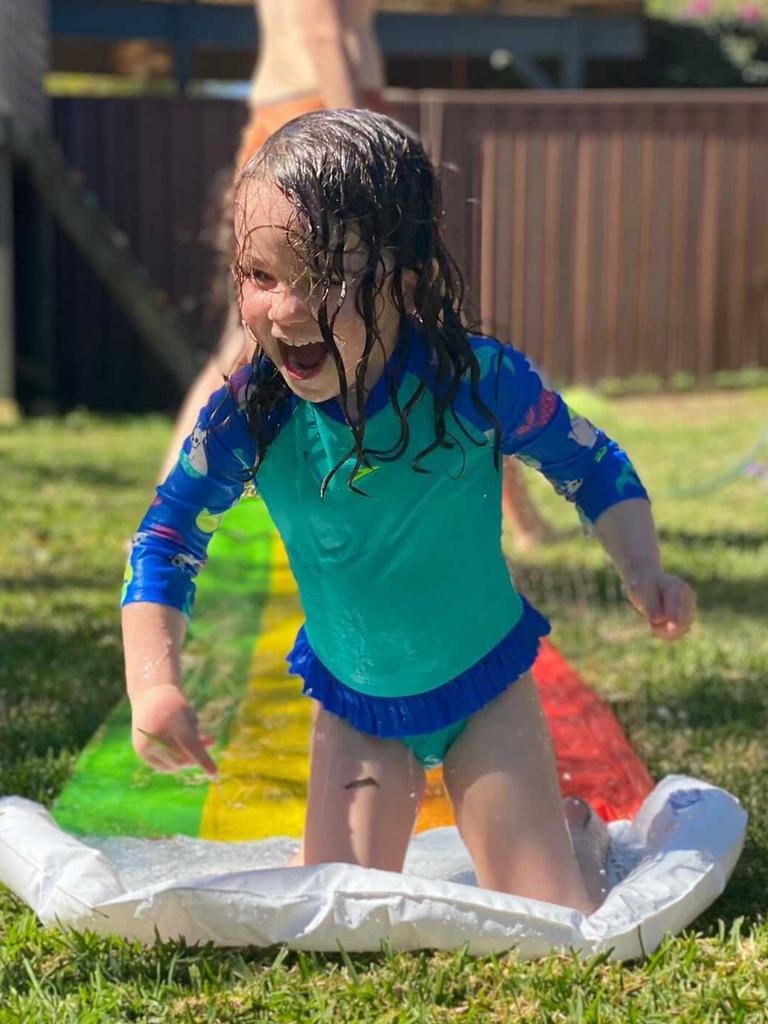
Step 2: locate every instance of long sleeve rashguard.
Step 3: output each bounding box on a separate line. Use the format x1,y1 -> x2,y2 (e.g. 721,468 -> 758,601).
123,321 -> 648,736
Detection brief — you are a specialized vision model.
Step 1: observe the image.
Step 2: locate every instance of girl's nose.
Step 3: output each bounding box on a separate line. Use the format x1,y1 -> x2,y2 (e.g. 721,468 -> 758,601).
267,283 -> 309,327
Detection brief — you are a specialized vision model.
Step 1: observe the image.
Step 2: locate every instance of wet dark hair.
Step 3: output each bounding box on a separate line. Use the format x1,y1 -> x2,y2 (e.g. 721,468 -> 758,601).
232,107 -> 500,495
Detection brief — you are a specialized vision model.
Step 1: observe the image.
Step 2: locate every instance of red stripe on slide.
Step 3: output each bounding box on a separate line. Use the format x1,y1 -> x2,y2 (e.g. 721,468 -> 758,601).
534,640 -> 654,822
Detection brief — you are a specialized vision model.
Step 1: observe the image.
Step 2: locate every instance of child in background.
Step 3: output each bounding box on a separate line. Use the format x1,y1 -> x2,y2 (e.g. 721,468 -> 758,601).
122,110 -> 696,913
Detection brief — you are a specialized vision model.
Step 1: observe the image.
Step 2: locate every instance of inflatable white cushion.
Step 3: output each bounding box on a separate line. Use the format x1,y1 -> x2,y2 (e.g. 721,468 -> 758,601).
0,775 -> 746,960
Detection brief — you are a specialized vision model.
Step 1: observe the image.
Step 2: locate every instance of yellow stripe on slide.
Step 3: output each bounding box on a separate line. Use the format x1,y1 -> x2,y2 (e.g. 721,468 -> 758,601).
199,531 -> 454,841
199,531 -> 310,840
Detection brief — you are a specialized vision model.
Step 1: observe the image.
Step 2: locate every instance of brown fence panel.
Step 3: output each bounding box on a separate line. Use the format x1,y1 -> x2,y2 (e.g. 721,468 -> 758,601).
47,90 -> 768,408
438,90 -> 768,382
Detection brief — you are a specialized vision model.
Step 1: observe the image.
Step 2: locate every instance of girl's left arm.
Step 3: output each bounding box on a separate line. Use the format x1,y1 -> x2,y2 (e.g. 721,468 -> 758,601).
590,498 -> 696,640
493,345 -> 696,640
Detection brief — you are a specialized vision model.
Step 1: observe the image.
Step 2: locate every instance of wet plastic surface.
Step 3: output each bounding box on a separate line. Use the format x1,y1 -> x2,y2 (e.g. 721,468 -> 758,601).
0,776 -> 746,959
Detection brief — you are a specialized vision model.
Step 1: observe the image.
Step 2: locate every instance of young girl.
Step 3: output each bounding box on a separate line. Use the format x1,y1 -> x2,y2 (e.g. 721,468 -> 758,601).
122,109 -> 696,914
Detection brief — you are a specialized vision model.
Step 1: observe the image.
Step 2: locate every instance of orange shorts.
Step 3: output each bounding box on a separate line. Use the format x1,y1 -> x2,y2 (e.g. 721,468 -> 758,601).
236,89 -> 391,170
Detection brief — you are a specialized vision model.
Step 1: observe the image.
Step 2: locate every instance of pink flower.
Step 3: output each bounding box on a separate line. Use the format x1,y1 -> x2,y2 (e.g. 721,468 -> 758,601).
740,3 -> 764,24
685,0 -> 713,17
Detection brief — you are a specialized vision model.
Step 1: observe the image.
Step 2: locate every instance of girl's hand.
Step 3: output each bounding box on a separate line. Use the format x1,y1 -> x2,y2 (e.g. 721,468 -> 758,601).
622,569 -> 697,641
131,684 -> 218,778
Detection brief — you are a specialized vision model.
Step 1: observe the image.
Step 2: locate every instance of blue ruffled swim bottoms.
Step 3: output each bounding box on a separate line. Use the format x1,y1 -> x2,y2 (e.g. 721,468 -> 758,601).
286,597 -> 550,769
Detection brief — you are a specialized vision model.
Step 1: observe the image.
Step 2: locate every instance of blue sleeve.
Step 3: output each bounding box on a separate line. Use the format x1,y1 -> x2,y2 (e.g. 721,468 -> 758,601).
121,368 -> 256,617
496,346 -> 649,524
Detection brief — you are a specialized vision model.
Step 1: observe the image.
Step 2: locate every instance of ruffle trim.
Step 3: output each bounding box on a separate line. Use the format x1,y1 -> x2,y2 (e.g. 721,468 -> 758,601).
286,597 -> 551,738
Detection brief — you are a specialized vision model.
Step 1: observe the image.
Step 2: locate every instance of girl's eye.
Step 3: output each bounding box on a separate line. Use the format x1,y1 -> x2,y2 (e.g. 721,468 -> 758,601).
249,269 -> 277,289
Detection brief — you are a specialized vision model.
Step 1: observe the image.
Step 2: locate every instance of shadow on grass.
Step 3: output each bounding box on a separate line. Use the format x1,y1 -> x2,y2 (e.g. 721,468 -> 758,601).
512,564 -> 626,611
0,622 -> 124,762
695,825 -> 768,927
3,456 -> 142,491
0,574 -> 121,593
613,669 -> 767,735
658,527 -> 768,550
514,562 -> 768,617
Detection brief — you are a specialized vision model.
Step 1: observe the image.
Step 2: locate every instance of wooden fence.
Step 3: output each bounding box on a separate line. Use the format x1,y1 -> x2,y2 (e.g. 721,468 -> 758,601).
46,89 -> 768,408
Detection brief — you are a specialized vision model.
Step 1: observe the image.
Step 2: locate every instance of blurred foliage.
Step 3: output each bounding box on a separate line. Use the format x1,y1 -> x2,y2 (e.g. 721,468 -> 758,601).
648,0 -> 767,18
585,15 -> 768,86
648,15 -> 768,85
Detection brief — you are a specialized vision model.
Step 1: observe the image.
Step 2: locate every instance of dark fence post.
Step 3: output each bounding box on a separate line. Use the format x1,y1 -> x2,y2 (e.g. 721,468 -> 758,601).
0,0 -> 52,414
0,113 -> 15,422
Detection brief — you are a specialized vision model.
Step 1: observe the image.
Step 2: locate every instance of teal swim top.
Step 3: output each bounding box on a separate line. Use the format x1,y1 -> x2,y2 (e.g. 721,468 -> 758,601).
123,320 -> 648,737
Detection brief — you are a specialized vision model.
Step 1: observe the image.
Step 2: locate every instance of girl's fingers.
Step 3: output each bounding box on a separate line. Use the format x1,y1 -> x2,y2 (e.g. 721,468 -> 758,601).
627,579 -> 665,624
662,576 -> 684,621
146,741 -> 216,776
145,750 -> 183,773
666,579 -> 697,635
626,574 -> 696,641
182,741 -> 219,778
174,720 -> 219,778
654,578 -> 696,640
137,728 -> 216,775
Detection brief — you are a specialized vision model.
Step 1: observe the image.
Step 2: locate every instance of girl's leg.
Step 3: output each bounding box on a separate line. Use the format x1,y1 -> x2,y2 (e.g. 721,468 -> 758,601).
442,673 -> 596,913
299,706 -> 426,871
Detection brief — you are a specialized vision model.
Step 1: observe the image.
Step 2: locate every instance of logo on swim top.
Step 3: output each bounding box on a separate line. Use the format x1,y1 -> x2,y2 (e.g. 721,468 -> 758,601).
352,464 -> 380,483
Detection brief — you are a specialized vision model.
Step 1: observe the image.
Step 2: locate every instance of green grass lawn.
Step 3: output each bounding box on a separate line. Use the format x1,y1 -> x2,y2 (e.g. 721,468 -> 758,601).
1,390 -> 767,1022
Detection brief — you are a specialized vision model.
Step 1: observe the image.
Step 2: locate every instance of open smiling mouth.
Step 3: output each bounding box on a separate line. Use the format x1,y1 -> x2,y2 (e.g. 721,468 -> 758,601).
278,340 -> 329,381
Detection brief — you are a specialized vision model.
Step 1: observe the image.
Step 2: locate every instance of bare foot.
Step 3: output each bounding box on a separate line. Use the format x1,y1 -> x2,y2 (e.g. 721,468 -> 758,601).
563,796 -> 611,910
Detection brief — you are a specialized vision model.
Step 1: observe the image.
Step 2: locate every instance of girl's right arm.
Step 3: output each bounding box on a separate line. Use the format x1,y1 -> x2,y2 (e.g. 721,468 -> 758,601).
122,369 -> 255,776
122,602 -> 218,777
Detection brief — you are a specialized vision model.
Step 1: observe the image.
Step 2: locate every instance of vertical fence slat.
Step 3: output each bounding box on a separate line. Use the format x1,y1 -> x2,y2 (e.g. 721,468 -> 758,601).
726,106 -> 750,371
651,107 -> 673,376
601,104 -> 624,379
572,107 -> 595,382
666,103 -> 689,375
523,113 -> 545,364
758,107 -> 768,368
617,105 -> 641,379
540,108 -> 563,376
496,130 -> 517,343
698,109 -> 721,377
632,105 -> 655,377
510,110 -> 528,350
479,128 -> 497,336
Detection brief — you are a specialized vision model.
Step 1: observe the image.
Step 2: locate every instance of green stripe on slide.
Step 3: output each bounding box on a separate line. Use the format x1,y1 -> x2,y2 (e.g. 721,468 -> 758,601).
52,496 -> 274,837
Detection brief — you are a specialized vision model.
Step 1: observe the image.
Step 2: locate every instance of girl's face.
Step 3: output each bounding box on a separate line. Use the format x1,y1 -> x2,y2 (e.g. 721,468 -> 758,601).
236,179 -> 402,411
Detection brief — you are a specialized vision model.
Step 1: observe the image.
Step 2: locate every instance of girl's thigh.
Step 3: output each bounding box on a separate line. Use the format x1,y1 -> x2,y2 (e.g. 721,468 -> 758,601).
442,673 -> 593,911
302,705 -> 426,872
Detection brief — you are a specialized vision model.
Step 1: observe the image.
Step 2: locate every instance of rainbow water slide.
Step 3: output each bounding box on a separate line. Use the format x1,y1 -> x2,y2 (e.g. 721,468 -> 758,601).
53,499 -> 653,840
